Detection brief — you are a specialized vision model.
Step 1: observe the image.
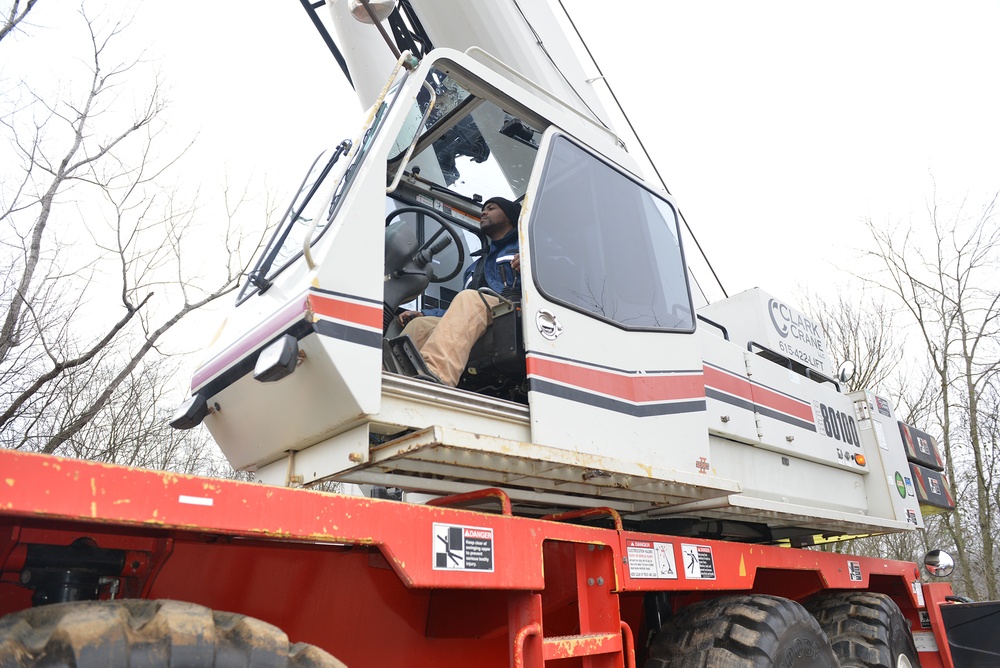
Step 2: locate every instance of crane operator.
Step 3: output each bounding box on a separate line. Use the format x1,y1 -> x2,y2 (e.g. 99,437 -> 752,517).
396,197 -> 521,386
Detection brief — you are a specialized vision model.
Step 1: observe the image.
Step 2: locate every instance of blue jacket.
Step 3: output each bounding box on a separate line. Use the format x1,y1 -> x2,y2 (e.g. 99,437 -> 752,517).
463,229 -> 520,294
424,229 -> 519,316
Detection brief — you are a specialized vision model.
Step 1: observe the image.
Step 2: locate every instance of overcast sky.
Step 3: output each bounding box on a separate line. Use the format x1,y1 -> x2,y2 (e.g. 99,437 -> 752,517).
10,0 -> 1000,308
568,1 -> 1000,303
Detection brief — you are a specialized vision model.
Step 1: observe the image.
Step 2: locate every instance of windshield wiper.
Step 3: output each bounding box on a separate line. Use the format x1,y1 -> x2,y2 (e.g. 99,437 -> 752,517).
246,140 -> 352,294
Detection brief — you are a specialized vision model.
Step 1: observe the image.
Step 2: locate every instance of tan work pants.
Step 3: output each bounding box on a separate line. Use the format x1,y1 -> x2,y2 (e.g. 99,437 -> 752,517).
401,290 -> 499,386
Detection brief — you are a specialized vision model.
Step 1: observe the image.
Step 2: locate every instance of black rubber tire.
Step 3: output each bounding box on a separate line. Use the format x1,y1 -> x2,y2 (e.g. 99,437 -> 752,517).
805,592 -> 920,667
645,594 -> 839,667
0,599 -> 346,668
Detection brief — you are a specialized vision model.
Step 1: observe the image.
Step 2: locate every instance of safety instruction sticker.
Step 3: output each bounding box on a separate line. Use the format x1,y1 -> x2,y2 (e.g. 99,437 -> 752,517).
433,523 -> 494,572
680,544 -> 716,580
912,580 -> 925,607
626,540 -> 678,579
848,560 -> 863,581
912,631 -> 938,653
874,421 -> 889,451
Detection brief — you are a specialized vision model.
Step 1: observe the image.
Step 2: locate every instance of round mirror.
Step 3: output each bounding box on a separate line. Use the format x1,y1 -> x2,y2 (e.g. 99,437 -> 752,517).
924,549 -> 955,578
838,360 -> 857,384
349,0 -> 397,23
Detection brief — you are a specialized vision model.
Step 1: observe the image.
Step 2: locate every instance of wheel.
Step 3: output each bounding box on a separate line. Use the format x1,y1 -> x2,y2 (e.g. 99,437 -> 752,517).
385,205 -> 466,283
645,594 -> 839,667
805,592 -> 920,667
0,599 -> 346,667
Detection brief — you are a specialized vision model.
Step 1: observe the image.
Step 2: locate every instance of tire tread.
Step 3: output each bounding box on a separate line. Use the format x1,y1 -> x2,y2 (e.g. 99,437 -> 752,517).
805,591 -> 920,668
645,594 -> 838,667
0,599 -> 346,668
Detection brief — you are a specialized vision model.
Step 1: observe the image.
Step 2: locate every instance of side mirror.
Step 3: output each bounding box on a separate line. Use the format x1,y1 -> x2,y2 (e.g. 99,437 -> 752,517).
838,360 -> 857,384
924,549 -> 955,578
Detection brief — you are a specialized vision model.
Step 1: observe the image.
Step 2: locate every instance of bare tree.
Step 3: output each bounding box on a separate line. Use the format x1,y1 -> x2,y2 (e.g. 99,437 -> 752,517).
60,356 -> 234,476
0,9 -> 271,461
803,289 -> 903,393
861,188 -> 1000,600
0,0 -> 39,44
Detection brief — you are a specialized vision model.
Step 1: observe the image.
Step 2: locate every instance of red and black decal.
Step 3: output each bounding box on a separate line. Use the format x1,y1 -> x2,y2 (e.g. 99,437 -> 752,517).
191,288 -> 382,396
703,363 -> 816,432
526,354 -> 706,417
702,364 -> 755,412
308,289 -> 383,350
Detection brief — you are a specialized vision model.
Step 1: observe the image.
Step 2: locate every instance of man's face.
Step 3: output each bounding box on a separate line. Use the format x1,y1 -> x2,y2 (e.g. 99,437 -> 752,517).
480,202 -> 512,239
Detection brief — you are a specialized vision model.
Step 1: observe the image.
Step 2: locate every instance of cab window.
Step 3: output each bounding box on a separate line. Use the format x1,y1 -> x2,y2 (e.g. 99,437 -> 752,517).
530,136 -> 694,331
389,68 -> 541,203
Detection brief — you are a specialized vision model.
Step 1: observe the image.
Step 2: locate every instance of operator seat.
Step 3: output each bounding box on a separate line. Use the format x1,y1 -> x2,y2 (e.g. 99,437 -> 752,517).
456,294 -> 526,402
382,295 -> 527,403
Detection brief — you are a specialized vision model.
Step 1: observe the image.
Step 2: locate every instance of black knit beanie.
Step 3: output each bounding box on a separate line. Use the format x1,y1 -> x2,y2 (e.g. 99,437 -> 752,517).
483,197 -> 521,226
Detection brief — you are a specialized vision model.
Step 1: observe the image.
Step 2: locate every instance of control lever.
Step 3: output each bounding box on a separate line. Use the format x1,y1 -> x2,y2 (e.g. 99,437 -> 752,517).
414,235 -> 453,268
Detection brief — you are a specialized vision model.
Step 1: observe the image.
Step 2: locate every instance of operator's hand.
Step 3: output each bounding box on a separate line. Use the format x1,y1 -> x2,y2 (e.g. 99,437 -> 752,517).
397,310 -> 422,327
510,253 -> 520,272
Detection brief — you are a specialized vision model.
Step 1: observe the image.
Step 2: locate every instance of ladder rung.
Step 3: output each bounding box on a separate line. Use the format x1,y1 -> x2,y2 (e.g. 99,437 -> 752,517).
542,632 -> 621,660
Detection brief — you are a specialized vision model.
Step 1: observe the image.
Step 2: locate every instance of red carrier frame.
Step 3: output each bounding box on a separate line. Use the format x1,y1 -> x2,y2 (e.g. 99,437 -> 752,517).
0,450 -> 954,667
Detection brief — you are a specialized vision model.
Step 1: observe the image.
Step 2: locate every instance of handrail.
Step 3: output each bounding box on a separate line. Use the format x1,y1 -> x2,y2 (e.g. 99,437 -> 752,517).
541,506 -> 623,532
620,621 -> 637,668
697,314 -> 729,340
805,367 -> 841,391
747,340 -> 792,369
425,487 -> 513,515
386,80 -> 437,195
513,622 -> 542,668
748,340 -> 841,391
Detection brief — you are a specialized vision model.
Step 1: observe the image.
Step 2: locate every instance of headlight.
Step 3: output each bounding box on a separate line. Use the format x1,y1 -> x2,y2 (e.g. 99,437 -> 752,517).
254,334 -> 300,383
170,393 -> 209,430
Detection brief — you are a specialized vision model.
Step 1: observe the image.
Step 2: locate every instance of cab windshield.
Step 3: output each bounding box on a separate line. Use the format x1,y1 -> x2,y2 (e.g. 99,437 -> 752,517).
239,80 -> 405,301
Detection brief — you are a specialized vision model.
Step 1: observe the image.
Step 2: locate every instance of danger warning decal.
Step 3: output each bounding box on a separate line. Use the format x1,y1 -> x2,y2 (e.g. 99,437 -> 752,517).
681,544 -> 717,580
626,540 -> 678,579
433,523 -> 494,572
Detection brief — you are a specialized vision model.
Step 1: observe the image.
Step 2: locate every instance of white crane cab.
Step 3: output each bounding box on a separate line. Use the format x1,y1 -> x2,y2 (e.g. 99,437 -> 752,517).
174,45 -> 924,542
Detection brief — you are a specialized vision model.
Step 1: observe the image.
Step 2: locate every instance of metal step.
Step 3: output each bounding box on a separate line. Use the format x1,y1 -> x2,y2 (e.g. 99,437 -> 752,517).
542,632 -> 623,661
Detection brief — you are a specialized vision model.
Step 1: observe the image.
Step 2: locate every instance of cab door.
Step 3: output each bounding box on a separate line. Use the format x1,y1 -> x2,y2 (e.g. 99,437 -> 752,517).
518,132 -> 710,474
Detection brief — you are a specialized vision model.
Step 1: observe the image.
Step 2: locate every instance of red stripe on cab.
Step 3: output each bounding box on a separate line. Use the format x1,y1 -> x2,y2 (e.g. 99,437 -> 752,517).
308,293 -> 382,329
750,383 -> 814,422
702,365 -> 753,401
527,357 -> 704,404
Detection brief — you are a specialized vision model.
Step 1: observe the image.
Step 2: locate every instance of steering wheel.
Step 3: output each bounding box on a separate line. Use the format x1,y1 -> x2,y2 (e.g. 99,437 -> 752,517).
385,205 -> 466,283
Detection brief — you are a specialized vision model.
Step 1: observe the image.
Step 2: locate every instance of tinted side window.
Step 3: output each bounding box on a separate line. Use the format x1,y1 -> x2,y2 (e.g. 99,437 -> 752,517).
530,137 -> 693,331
